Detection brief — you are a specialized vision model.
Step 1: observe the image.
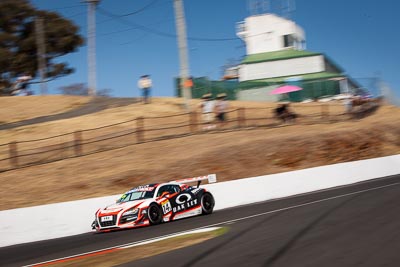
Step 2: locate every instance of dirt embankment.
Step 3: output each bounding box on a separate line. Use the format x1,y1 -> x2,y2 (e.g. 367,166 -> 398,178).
0,96 -> 399,210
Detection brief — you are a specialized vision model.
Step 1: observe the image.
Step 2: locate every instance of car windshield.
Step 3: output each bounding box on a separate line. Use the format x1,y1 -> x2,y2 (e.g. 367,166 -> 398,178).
117,185 -> 155,203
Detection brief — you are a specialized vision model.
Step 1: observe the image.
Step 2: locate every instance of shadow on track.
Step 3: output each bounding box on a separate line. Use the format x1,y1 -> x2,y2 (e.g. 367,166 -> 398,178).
181,212 -> 283,267
263,194 -> 359,266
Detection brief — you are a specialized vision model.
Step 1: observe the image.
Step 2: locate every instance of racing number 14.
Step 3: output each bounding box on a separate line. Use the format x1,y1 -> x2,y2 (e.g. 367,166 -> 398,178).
162,200 -> 172,214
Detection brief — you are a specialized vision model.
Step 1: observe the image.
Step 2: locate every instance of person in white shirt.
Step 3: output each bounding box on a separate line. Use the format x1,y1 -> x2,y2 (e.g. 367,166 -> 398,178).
138,75 -> 152,104
199,93 -> 215,129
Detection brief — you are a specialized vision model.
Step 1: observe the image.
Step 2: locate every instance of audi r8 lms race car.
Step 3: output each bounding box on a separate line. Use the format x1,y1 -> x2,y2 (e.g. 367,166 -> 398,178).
91,174 -> 216,232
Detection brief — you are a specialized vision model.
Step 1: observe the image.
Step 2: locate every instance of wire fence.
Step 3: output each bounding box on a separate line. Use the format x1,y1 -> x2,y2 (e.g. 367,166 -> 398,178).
0,101 -> 380,172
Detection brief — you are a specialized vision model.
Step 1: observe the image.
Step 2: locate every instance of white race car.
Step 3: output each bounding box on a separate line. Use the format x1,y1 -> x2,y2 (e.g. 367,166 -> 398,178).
91,174 -> 216,232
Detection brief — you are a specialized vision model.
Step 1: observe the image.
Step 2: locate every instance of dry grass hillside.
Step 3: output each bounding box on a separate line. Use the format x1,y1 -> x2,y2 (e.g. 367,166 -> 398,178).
0,96 -> 399,210
0,95 -> 90,124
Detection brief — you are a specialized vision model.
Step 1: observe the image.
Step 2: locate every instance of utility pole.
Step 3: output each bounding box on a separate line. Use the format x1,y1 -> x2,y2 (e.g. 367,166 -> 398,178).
173,0 -> 192,110
35,17 -> 47,95
85,0 -> 100,96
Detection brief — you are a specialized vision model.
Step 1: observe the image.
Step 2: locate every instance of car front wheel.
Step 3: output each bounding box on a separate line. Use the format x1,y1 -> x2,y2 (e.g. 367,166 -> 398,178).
148,203 -> 163,225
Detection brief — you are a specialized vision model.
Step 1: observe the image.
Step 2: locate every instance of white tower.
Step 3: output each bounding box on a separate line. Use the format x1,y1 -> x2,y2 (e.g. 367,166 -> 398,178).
237,13 -> 305,55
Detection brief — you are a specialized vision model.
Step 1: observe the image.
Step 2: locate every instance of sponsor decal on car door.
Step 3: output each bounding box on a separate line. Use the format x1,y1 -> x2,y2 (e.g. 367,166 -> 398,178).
172,192 -> 198,213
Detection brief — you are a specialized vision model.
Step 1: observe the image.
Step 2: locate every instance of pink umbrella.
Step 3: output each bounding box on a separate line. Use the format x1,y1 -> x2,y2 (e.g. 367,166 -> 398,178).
269,85 -> 303,95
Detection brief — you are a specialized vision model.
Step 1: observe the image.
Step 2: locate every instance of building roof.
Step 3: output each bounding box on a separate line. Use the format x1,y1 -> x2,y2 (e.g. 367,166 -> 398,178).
238,72 -> 345,90
241,49 -> 322,64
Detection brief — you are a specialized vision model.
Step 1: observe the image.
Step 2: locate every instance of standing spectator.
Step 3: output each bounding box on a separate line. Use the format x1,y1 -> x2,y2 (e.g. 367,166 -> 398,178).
199,93 -> 215,130
214,93 -> 229,127
138,75 -> 152,104
12,74 -> 32,96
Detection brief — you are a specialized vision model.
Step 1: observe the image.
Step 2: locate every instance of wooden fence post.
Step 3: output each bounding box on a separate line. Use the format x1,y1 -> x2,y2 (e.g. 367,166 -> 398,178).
321,104 -> 330,121
74,131 -> 82,156
238,107 -> 246,128
189,112 -> 198,133
9,141 -> 18,168
136,117 -> 144,143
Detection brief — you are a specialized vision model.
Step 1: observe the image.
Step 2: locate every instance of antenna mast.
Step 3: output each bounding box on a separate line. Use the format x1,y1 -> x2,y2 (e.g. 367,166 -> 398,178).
174,0 -> 191,110
248,0 -> 270,15
85,0 -> 100,96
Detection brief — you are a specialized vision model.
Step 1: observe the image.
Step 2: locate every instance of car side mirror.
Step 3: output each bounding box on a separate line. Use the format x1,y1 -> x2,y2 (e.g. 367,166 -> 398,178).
160,192 -> 169,198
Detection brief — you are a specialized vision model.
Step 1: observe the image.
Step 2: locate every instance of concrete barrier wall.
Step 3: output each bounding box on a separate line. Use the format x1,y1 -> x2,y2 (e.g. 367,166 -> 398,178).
206,155 -> 400,210
1,155 -> 399,247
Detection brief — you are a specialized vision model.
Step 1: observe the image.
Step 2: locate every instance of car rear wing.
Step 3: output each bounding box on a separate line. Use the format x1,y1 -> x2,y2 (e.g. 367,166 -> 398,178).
172,174 -> 217,187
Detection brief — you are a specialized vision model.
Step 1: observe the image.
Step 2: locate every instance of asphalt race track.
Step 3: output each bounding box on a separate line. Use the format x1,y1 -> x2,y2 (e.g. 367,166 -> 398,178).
1,174 -> 400,267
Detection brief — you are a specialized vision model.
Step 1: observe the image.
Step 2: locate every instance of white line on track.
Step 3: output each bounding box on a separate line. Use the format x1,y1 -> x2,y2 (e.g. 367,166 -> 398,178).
202,181 -> 400,227
25,181 -> 400,267
121,227 -> 221,249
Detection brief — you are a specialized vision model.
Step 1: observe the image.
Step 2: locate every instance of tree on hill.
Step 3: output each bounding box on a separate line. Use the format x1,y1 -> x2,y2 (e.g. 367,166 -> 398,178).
0,0 -> 84,95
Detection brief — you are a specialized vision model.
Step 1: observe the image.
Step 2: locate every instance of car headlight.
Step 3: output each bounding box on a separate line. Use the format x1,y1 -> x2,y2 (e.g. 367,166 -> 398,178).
122,208 -> 138,216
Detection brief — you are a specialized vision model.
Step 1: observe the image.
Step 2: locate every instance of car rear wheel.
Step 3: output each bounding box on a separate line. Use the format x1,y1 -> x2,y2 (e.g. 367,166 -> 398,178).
148,203 -> 163,225
201,192 -> 215,215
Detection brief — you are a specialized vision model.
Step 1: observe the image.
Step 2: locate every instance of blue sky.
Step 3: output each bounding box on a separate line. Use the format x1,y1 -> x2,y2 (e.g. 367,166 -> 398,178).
30,0 -> 400,99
